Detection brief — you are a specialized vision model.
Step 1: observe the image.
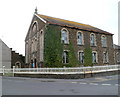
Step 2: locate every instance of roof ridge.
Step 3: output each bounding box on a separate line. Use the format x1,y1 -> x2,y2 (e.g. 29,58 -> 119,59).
39,14 -> 94,27
37,14 -> 113,35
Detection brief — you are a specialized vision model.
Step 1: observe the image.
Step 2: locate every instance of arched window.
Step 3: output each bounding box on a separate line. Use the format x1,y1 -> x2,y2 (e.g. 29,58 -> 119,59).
31,40 -> 34,53
32,22 -> 37,33
78,51 -> 84,64
103,52 -> 109,63
101,35 -> 107,47
34,38 -> 37,51
25,42 -> 29,63
62,51 -> 69,64
61,28 -> 69,44
90,33 -> 96,46
15,61 -> 21,68
77,31 -> 84,45
31,37 -> 38,53
39,30 -> 44,61
116,52 -> 120,63
92,51 -> 98,63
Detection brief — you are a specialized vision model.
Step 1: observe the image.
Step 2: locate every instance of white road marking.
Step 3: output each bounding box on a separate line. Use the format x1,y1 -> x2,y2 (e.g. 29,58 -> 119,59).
79,83 -> 87,85
101,84 -> 111,86
71,82 -> 77,84
115,84 -> 118,86
89,83 -> 98,85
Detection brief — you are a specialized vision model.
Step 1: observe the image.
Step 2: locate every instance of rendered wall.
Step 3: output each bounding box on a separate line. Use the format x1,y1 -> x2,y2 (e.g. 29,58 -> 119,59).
0,39 -> 11,69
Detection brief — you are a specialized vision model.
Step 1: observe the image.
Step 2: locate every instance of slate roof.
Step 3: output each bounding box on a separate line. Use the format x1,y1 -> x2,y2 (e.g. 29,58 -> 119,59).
37,14 -> 113,35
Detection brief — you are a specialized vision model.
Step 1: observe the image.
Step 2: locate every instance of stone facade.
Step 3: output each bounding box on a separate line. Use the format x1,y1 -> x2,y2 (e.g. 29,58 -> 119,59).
25,10 -> 115,68
25,15 -> 45,68
11,50 -> 25,68
114,44 -> 120,64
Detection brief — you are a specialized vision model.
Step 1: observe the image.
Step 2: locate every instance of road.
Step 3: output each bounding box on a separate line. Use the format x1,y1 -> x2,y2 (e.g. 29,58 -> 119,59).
1,75 -> 119,95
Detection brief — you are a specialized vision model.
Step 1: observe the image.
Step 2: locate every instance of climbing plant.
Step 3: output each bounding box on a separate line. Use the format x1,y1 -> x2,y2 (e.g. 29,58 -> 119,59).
44,25 -> 63,67
44,25 -> 79,67
84,47 -> 92,66
68,41 -> 79,67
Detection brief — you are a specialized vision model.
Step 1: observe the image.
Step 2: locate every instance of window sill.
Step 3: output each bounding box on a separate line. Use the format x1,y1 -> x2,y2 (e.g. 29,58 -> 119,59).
62,63 -> 69,64
77,44 -> 84,46
92,62 -> 98,64
90,45 -> 97,47
63,43 -> 69,45
102,46 -> 107,48
103,62 -> 109,64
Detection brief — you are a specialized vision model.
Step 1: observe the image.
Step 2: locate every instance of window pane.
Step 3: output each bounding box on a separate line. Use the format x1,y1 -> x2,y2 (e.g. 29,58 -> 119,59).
117,53 -> 120,62
90,34 -> 96,46
61,31 -> 64,40
101,36 -> 107,47
61,29 -> 68,44
63,52 -> 65,63
63,51 -> 69,64
77,32 -> 83,45
66,52 -> 69,63
92,52 -> 97,63
79,52 -> 84,63
103,52 -> 108,63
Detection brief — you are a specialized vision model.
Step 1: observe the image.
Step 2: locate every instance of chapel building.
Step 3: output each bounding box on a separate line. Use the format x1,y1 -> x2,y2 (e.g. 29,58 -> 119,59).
25,9 -> 115,68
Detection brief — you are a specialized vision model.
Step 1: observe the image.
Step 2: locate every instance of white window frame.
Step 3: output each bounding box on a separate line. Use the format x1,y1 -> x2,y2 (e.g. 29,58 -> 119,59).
103,52 -> 109,63
116,52 -> 120,63
61,28 -> 69,44
32,24 -> 37,33
77,31 -> 84,45
32,21 -> 39,31
62,50 -> 69,64
92,51 -> 98,63
78,50 -> 84,64
101,35 -> 107,47
90,33 -> 96,46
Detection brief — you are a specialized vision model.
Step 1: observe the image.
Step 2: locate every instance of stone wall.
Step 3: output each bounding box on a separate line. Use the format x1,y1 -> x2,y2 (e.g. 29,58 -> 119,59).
11,50 -> 25,68
14,70 -> 119,79
25,14 -> 46,68
44,24 -> 115,66
25,14 -> 115,67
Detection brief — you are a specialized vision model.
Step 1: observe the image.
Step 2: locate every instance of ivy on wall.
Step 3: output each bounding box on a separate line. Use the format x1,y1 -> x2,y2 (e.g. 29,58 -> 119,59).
44,25 -> 63,67
44,25 -> 79,67
68,41 -> 79,67
84,47 -> 92,66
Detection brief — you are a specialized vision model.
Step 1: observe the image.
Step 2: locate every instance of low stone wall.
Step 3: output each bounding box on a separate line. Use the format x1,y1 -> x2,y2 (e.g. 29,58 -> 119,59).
14,70 -> 119,79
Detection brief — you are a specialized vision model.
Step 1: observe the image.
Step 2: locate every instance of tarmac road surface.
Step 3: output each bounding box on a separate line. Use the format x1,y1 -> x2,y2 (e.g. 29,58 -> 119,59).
1,75 -> 119,95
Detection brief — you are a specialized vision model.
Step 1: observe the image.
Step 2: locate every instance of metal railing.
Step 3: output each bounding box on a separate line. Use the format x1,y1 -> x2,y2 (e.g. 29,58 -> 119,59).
0,65 -> 119,76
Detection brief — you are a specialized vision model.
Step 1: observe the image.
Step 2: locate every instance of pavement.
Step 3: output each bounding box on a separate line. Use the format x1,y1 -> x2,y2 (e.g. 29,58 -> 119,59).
1,75 -> 120,95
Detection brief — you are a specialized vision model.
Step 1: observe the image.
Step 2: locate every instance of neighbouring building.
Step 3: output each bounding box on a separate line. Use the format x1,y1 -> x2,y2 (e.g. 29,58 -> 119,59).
0,39 -> 25,68
25,9 -> 115,68
0,39 -> 11,68
11,49 -> 25,68
114,44 -> 120,64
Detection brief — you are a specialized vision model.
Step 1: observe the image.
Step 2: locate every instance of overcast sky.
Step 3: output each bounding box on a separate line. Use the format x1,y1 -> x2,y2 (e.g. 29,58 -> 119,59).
0,0 -> 119,55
